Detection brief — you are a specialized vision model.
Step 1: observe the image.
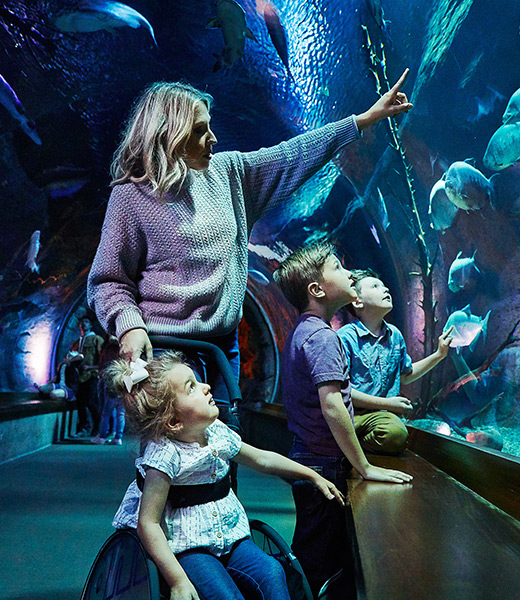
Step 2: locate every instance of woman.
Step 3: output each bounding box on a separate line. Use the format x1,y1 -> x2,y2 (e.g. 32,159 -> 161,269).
87,71 -> 412,405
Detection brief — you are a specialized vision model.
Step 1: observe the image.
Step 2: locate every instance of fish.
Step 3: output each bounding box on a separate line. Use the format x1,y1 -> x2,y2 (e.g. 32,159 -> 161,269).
466,87 -> 505,124
489,163 -> 520,213
207,0 -> 256,71
52,1 -> 157,46
44,177 -> 90,199
375,188 -> 390,230
34,166 -> 91,199
339,195 -> 384,246
447,251 -> 480,293
502,88 -> 520,125
363,0 -> 393,49
369,223 -> 381,246
248,268 -> 270,285
248,242 -> 287,262
444,305 -> 490,352
0,73 -> 41,145
262,2 -> 292,78
428,179 -> 458,230
443,161 -> 493,211
459,51 -> 484,89
483,122 -> 520,171
25,230 -> 41,274
466,429 -> 503,451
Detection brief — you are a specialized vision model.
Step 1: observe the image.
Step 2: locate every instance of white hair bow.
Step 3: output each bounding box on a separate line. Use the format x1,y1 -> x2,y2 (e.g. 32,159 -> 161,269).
123,358 -> 150,393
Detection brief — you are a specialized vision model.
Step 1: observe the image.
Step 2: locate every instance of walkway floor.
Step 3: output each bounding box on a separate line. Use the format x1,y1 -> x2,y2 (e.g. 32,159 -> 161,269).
1,437 -> 295,600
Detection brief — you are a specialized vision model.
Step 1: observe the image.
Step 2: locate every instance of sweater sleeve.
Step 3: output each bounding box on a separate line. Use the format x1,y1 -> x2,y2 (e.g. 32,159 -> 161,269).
87,186 -> 148,339
239,116 -> 360,225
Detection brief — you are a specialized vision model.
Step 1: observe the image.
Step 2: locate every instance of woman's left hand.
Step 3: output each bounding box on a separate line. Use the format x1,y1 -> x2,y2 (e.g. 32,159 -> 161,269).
355,68 -> 413,130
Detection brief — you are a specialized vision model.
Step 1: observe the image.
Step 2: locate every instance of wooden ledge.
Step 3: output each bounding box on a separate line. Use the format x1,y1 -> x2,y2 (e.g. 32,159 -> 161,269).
347,451 -> 520,600
0,392 -> 75,422
407,425 -> 520,521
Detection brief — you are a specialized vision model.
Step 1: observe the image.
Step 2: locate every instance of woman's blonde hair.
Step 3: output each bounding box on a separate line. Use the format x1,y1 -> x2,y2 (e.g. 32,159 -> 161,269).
110,82 -> 213,198
104,350 -> 186,442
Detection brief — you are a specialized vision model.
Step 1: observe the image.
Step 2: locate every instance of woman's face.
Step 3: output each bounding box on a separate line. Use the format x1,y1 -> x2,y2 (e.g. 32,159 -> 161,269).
184,101 -> 218,170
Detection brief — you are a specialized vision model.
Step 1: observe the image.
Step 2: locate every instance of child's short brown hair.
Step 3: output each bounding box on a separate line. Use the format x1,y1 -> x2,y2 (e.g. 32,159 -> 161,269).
274,242 -> 336,312
346,268 -> 381,316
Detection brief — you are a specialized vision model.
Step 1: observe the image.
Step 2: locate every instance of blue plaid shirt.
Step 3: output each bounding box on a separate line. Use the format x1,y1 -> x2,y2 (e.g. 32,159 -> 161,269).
337,320 -> 412,414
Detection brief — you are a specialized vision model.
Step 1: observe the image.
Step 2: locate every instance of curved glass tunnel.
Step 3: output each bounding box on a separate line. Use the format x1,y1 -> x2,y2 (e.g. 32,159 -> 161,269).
1,0 -> 520,461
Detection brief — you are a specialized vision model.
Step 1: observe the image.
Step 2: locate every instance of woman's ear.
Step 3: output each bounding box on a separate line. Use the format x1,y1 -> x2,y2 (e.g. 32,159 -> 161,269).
307,281 -> 325,299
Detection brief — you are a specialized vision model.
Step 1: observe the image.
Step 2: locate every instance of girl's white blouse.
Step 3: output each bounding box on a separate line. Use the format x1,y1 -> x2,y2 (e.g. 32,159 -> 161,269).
112,419 -> 251,556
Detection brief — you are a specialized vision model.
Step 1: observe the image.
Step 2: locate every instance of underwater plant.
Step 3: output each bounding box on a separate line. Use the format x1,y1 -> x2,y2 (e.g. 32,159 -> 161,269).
362,25 -> 440,415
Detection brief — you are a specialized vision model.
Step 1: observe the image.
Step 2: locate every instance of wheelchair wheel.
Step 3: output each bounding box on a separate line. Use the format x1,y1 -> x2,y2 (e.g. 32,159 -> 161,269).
81,529 -> 162,600
249,519 -> 313,600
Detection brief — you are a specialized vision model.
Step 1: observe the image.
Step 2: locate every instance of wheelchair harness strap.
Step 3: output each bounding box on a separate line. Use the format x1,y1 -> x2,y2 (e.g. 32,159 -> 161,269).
136,471 -> 231,508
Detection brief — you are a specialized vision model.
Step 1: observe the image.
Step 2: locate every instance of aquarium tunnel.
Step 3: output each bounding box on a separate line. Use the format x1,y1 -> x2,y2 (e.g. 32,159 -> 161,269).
1,1 -> 520,599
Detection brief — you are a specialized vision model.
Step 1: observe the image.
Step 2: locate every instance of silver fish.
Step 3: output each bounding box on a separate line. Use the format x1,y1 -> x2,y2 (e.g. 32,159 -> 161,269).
444,305 -> 490,352
483,122 -> 520,171
375,188 -> 390,230
26,230 -> 41,273
53,1 -> 157,46
502,88 -> 520,125
428,179 -> 458,230
443,161 -> 493,211
447,251 -> 480,293
248,268 -> 270,285
207,0 -> 256,71
466,87 -> 505,124
0,73 -> 41,145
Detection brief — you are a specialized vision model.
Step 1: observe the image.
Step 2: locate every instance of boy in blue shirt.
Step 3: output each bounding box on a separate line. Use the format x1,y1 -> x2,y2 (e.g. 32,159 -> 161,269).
337,269 -> 452,455
274,244 -> 412,598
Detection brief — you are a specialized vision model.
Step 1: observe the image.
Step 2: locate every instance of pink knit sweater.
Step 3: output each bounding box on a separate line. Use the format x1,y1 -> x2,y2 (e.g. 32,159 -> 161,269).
87,116 -> 360,339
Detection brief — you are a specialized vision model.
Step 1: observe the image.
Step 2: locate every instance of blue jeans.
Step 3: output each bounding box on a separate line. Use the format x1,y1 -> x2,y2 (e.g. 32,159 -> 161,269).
98,380 -> 125,439
177,538 -> 290,600
289,438 -> 356,598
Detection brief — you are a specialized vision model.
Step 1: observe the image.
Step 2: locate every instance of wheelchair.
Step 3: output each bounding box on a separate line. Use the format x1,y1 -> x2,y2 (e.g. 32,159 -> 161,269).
81,521 -> 315,600
81,337 -> 337,600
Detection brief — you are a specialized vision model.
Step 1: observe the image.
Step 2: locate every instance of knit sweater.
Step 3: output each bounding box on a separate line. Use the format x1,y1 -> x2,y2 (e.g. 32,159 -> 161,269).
87,116 -> 360,340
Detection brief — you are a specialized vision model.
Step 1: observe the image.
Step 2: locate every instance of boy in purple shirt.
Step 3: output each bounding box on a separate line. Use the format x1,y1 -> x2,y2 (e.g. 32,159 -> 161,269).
337,269 -> 453,455
274,243 -> 412,597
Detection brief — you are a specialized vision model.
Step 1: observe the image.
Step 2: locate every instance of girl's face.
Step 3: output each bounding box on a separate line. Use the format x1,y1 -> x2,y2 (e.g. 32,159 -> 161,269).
184,101 -> 218,171
167,364 -> 219,430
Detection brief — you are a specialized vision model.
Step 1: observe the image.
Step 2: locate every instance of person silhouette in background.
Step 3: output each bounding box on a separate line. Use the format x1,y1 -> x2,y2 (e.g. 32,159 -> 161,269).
70,316 -> 103,437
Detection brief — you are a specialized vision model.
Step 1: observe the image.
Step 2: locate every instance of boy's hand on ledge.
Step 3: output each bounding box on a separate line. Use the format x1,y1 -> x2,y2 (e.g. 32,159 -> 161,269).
362,465 -> 413,484
385,396 -> 413,414
436,326 -> 454,358
312,474 -> 345,506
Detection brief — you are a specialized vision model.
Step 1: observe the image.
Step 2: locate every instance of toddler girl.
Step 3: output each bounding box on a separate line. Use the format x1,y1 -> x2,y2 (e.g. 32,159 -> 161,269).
107,350 -> 343,600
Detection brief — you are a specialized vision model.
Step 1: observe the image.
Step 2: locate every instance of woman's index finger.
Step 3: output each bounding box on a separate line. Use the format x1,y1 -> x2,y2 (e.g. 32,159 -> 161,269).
390,68 -> 410,93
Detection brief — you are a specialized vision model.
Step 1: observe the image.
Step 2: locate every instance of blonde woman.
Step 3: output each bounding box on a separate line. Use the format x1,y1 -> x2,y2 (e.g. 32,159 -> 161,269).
87,74 -> 412,416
